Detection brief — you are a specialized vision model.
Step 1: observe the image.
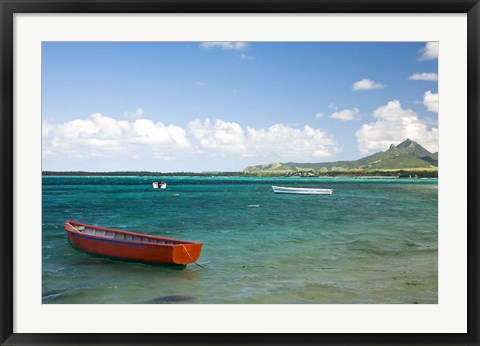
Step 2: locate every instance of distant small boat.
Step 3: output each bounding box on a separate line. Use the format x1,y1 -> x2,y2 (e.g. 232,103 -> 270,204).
65,220 -> 203,266
272,185 -> 333,195
152,181 -> 167,189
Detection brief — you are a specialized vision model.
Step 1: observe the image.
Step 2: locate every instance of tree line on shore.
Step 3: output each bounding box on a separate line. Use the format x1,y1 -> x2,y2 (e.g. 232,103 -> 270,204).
42,170 -> 437,178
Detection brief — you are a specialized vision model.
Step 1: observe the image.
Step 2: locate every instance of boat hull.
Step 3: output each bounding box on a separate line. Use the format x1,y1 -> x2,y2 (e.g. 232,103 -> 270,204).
272,185 -> 333,195
65,221 -> 202,266
152,182 -> 167,189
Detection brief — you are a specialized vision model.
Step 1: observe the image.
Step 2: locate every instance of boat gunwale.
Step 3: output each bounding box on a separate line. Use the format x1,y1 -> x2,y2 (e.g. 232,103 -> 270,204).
271,185 -> 333,191
65,220 -> 202,247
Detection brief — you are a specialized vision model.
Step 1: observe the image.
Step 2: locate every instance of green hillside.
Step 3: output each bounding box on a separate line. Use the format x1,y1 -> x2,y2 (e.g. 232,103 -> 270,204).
355,139 -> 438,169
243,139 -> 438,175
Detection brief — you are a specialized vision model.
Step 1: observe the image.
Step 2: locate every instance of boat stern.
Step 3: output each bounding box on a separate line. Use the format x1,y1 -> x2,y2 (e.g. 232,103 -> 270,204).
172,243 -> 203,265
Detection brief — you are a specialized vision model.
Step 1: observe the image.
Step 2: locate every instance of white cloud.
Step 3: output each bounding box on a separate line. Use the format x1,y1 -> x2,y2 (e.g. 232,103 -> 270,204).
246,124 -> 339,159
408,73 -> 438,81
44,114 -> 340,163
423,91 -> 439,113
419,42 -> 439,61
188,118 -> 339,160
315,112 -> 325,119
188,118 -> 247,154
422,117 -> 439,126
42,113 -> 192,159
200,42 -> 248,51
331,108 -> 361,121
356,100 -> 438,154
240,53 -> 254,60
196,81 -> 206,87
124,108 -> 144,119
352,79 -> 385,91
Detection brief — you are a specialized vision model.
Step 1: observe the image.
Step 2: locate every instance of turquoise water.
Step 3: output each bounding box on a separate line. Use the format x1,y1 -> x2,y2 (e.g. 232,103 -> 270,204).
42,176 -> 438,304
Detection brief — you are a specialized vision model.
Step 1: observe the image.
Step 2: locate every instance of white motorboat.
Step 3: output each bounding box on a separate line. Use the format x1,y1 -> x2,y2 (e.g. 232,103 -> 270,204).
272,185 -> 332,195
152,181 -> 167,189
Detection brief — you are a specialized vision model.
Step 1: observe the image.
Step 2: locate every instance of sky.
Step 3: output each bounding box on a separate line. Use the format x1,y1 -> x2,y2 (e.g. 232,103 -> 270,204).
42,42 -> 438,172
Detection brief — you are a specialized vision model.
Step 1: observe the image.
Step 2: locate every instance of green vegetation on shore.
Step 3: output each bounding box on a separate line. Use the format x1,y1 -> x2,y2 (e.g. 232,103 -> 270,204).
243,169 -> 437,178
42,169 -> 437,178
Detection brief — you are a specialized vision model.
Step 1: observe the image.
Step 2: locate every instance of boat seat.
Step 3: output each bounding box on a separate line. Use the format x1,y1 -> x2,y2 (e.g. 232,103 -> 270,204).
84,228 -> 94,235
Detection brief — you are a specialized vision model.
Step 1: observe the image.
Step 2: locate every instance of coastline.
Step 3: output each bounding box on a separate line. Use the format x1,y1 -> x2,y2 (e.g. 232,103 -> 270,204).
42,170 -> 438,179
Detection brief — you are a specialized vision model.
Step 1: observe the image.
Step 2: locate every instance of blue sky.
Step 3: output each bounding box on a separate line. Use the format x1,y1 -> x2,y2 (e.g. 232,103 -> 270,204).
42,42 -> 438,172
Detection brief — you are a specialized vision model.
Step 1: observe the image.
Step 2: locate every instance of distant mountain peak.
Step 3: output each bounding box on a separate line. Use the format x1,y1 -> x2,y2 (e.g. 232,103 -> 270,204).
243,138 -> 438,173
394,139 -> 433,155
397,138 -> 416,148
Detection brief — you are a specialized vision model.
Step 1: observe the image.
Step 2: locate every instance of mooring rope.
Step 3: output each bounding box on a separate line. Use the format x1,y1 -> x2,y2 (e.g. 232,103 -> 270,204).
180,244 -> 205,269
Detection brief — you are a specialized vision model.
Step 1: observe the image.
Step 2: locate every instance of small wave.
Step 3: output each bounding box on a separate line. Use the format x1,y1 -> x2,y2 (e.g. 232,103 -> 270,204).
44,266 -> 66,273
42,289 -> 68,301
247,205 -> 260,208
219,229 -> 233,234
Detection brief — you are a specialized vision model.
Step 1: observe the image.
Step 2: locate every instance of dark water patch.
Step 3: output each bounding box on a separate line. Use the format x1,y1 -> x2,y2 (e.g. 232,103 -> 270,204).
406,241 -> 435,248
144,294 -> 194,304
241,265 -> 278,270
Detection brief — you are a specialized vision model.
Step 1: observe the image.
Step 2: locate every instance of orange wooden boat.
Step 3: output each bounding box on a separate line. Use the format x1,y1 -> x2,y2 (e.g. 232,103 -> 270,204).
65,220 -> 203,266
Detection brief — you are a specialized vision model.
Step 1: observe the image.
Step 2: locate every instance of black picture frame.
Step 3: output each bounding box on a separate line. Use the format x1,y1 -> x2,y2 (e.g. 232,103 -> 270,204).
1,1 -> 478,345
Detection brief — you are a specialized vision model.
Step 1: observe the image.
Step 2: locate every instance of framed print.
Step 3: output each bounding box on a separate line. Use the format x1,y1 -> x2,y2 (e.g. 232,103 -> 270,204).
1,0 -> 479,345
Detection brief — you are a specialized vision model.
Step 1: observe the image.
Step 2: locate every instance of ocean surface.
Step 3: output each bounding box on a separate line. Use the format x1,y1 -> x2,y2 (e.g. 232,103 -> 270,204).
42,176 -> 438,304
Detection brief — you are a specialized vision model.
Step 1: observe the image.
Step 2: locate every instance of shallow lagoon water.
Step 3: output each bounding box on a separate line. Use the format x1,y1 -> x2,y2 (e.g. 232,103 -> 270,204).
42,176 -> 438,304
